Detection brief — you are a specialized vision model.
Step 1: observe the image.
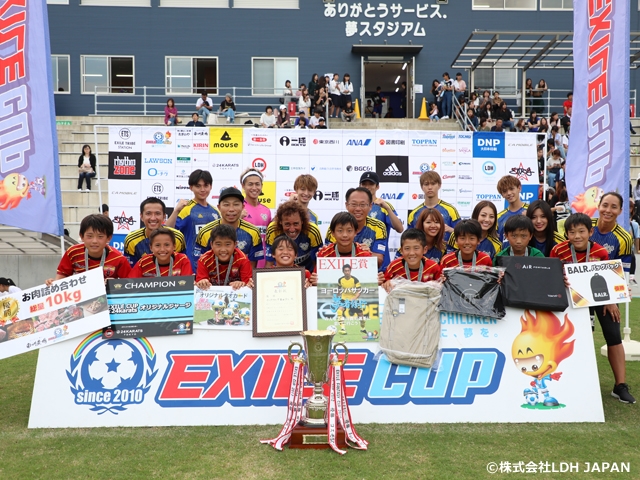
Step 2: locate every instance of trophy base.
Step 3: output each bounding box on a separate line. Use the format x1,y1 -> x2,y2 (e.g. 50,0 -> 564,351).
288,422 -> 347,450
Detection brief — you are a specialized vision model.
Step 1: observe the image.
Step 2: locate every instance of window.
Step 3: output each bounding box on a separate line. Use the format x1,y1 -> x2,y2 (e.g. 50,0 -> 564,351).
160,0 -> 228,7
47,0 -> 69,4
81,0 -> 150,5
472,0 -> 536,9
474,67 -> 518,96
81,56 -> 134,94
252,58 -> 298,95
51,55 -> 70,94
234,0 -> 298,8
165,57 -> 218,95
540,0 -> 572,9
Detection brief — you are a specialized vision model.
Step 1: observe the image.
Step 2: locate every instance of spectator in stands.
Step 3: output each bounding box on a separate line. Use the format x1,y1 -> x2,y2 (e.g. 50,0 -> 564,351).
308,73 -> 319,98
298,92 -> 311,116
562,129 -> 569,154
469,92 -> 479,112
465,108 -> 478,130
478,90 -> 492,111
341,100 -> 356,122
314,85 -> 329,112
317,117 -> 327,129
329,73 -> 342,118
0,278 -> 20,296
532,79 -> 548,114
164,98 -> 179,126
440,72 -> 453,119
196,92 -> 214,124
430,80 -> 441,105
527,111 -> 541,132
479,102 -> 495,128
340,74 -> 354,111
429,102 -> 439,121
551,125 -> 565,158
365,99 -> 374,117
186,112 -> 205,127
514,118 -> 526,132
525,78 -> 534,114
219,93 -> 236,124
295,117 -> 308,129
547,148 -> 562,187
537,147 -> 545,183
372,86 -> 385,118
309,108 -> 322,129
538,117 -> 549,135
276,105 -> 291,128
453,72 -> 466,104
260,106 -> 277,128
294,110 -> 309,127
549,112 -> 560,129
101,204 -> 109,218
77,144 -> 96,191
296,83 -> 305,97
491,91 -> 503,112
490,119 -> 504,132
283,80 -> 293,97
479,118 -> 490,132
561,107 -> 571,131
495,102 -> 514,130
563,92 -> 573,115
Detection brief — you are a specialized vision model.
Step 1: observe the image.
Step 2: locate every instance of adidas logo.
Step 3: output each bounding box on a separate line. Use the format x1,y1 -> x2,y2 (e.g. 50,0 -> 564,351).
383,163 -> 402,176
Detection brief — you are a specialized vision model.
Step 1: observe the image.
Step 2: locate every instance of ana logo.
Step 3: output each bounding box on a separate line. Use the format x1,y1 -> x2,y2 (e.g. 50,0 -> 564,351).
119,128 -> 131,140
67,332 -> 157,415
381,193 -> 404,200
113,212 -> 135,231
383,163 -> 402,176
483,161 -> 497,175
152,183 -> 164,194
280,136 -> 290,146
346,139 -> 371,146
508,163 -> 534,181
252,158 -> 267,171
251,136 -> 267,143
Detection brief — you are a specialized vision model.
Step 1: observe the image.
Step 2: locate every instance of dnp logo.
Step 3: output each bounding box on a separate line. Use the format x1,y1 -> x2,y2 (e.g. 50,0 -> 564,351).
473,132 -> 505,158
154,348 -> 504,407
67,332 -> 158,415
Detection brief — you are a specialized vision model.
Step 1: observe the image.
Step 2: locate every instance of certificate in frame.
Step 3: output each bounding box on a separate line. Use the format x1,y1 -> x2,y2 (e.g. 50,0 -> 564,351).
252,267 -> 307,337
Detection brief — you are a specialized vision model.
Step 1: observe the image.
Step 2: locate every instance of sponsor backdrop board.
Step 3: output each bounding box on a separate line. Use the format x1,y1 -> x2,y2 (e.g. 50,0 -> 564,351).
108,128 -> 538,256
29,289 -> 603,428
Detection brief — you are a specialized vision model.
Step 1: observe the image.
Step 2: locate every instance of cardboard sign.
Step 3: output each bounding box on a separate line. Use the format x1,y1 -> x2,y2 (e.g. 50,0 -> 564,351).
564,260 -> 630,308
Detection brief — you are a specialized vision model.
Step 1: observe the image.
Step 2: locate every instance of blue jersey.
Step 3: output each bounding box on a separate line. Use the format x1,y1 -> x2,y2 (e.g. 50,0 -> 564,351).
195,219 -> 264,263
265,222 -> 324,272
590,219 -> 633,272
407,200 -> 460,242
369,201 -> 397,237
496,204 -> 529,241
175,200 -> 220,269
123,227 -> 186,267
450,233 -> 502,259
308,208 -> 319,224
326,217 -> 388,271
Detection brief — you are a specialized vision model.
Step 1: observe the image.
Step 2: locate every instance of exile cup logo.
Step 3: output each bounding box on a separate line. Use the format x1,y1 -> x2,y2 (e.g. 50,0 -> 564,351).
67,332 -> 158,415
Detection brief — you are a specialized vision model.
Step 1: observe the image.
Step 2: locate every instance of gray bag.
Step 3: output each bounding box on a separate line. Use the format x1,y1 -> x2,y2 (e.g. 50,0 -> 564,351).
380,280 -> 442,368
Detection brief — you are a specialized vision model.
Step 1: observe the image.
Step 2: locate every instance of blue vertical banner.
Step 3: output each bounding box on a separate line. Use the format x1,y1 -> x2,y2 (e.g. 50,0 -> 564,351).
567,0 -> 630,229
0,0 -> 63,235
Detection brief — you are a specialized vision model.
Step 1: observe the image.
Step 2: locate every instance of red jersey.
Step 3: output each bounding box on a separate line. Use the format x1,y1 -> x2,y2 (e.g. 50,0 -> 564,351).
196,248 -> 253,285
440,251 -> 493,268
129,253 -> 194,278
550,240 -> 609,264
384,257 -> 441,282
57,244 -> 131,279
317,243 -> 372,258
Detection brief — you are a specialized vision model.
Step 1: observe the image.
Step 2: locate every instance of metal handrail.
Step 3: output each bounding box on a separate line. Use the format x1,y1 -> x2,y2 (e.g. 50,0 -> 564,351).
452,94 -> 476,132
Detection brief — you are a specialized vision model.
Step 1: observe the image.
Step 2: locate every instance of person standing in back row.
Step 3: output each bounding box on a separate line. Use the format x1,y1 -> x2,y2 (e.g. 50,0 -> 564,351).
339,73 -> 354,112
440,72 -> 453,120
329,73 -> 342,118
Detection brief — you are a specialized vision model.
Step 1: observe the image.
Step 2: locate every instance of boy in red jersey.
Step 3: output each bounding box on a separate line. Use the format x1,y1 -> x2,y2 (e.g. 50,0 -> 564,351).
440,220 -> 493,268
380,229 -> 441,293
550,213 -> 635,404
318,212 -> 371,258
196,224 -> 253,290
129,227 -> 193,278
47,214 -> 131,284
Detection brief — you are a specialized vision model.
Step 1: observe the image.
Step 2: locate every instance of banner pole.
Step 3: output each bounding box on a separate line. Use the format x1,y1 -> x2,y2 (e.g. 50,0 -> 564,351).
94,125 -> 103,211
60,233 -> 64,257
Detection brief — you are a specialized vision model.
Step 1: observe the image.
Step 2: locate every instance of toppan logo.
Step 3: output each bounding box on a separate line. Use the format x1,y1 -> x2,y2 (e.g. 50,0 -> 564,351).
67,333 -> 157,415
509,163 -> 534,181
346,139 -> 371,146
411,138 -> 437,146
212,131 -> 238,149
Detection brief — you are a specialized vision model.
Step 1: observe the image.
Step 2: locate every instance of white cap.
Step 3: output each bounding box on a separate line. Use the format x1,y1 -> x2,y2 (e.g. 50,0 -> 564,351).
279,105 -> 286,110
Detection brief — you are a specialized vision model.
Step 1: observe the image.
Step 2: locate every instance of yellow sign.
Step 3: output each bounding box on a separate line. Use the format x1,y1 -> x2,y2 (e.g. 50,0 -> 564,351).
258,181 -> 276,209
0,297 -> 19,323
209,128 -> 243,154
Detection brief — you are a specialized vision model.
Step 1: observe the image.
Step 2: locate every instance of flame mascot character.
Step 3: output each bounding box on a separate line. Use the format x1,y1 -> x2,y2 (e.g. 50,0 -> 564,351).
570,186 -> 604,217
512,311 -> 575,407
0,173 -> 31,210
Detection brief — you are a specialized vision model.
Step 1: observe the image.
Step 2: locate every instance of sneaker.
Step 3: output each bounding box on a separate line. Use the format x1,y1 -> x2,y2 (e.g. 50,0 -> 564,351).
612,383 -> 636,404
441,115 -> 449,120
339,327 -> 347,335
78,188 -> 82,192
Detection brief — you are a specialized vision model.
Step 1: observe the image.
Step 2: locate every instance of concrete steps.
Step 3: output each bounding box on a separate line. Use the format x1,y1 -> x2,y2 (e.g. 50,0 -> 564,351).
327,118 -> 461,130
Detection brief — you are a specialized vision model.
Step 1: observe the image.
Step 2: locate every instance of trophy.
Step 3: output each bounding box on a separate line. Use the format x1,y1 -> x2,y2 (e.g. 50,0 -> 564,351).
288,329 -> 348,425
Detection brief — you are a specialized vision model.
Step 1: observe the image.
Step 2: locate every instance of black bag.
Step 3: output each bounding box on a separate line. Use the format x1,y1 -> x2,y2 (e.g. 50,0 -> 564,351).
496,256 -> 568,311
438,267 -> 505,319
590,273 -> 610,302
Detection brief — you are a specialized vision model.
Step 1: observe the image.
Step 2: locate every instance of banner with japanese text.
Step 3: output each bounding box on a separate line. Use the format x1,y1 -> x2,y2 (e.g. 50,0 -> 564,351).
0,269 -> 108,360
316,256 -> 380,341
194,286 -> 252,330
567,0 -> 630,229
564,260 -> 630,308
0,0 -> 63,235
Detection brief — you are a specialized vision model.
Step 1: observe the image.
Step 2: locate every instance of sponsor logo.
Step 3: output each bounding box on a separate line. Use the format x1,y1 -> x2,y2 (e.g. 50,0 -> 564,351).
457,200 -> 471,207
147,168 -> 169,177
411,138 -> 438,146
146,131 -> 172,145
458,161 -> 471,166
442,148 -> 455,153
420,162 -> 437,172
110,191 -> 137,196
442,160 -> 456,167
345,139 -> 372,146
144,157 -> 172,164
151,183 -> 164,195
119,128 -> 131,140
175,185 -> 190,190
508,163 -> 534,181
346,165 -> 373,172
411,193 -> 425,200
458,175 -> 472,180
312,138 -> 339,145
441,133 -> 456,140
252,158 -> 267,171
482,161 -> 497,175
109,153 -> 141,180
176,157 -> 190,164
68,333 -> 157,415
458,147 -> 471,154
457,133 -> 472,140
112,212 -> 136,231
459,188 -> 472,194
473,132 -> 505,157
379,139 -> 406,146
476,193 -> 503,201
279,136 -> 306,147
313,191 -> 340,202
383,163 -> 402,176
442,174 -> 456,180
211,131 -> 239,149
212,162 -> 240,170
251,136 -> 268,143
381,193 -> 404,200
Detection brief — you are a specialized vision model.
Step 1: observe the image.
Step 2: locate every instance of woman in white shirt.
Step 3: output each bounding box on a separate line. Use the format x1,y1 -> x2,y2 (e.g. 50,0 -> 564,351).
298,93 -> 311,116
0,278 -> 20,296
77,144 -> 96,191
339,73 -> 354,111
260,106 -> 277,128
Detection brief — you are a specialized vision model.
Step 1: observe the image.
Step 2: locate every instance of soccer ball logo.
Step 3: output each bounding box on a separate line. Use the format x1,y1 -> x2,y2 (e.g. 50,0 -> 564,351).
83,340 -> 143,390
153,132 -> 164,144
